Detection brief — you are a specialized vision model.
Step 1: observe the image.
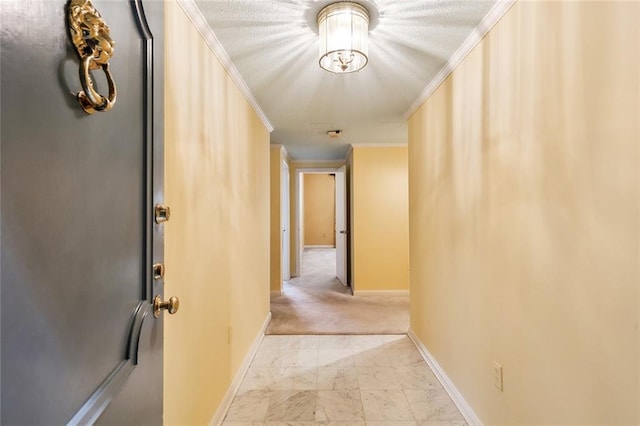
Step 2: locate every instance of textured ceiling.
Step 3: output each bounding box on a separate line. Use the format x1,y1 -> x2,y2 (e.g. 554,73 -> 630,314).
194,0 -> 499,160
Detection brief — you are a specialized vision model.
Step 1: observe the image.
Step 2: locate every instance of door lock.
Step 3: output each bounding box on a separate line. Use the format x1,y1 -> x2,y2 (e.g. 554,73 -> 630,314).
154,204 -> 171,224
153,295 -> 179,318
152,263 -> 165,280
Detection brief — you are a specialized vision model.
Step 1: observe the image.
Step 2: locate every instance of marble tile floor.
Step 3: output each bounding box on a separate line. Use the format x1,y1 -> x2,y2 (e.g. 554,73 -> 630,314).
222,334 -> 467,426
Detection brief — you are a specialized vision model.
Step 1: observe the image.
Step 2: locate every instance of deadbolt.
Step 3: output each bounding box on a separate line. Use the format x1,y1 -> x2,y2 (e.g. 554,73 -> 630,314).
153,295 -> 179,318
152,263 -> 165,280
154,204 -> 171,224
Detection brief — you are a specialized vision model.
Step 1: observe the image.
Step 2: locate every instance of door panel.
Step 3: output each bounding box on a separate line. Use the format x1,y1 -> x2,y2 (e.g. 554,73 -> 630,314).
281,160 -> 290,281
335,166 -> 347,286
95,307 -> 163,425
0,0 -> 164,424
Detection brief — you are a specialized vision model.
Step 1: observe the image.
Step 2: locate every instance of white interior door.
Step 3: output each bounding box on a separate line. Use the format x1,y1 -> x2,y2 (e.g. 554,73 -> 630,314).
335,166 -> 347,286
281,160 -> 290,281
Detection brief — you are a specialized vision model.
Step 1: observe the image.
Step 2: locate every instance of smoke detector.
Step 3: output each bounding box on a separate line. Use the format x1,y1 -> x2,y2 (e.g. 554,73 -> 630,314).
327,130 -> 342,138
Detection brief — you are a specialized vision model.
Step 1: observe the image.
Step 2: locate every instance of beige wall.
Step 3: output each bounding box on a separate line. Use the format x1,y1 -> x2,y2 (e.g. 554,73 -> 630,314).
164,3 -> 270,424
270,146 -> 283,292
351,146 -> 409,291
408,1 -> 639,424
269,145 -> 282,292
304,174 -> 335,246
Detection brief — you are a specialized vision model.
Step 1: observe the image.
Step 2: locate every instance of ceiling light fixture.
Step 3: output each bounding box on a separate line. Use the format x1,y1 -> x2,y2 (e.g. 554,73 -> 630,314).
317,2 -> 369,74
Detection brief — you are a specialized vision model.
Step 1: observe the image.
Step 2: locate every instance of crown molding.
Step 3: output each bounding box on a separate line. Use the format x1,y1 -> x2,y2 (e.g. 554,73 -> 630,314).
404,0 -> 517,120
176,0 -> 274,133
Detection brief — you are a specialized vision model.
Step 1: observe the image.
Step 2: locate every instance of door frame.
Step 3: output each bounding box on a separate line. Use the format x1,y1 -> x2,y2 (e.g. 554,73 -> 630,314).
293,166 -> 348,282
334,165 -> 347,286
281,159 -> 290,281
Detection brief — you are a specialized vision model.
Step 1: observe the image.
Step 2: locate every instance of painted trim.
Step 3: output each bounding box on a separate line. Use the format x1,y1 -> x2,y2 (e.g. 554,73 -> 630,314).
68,360 -> 135,425
209,312 -> 272,426
407,328 -> 483,426
403,0 -> 516,119
304,245 -> 335,249
272,144 -> 292,164
345,144 -> 354,160
281,146 -> 291,163
176,0 -> 274,132
353,290 -> 409,296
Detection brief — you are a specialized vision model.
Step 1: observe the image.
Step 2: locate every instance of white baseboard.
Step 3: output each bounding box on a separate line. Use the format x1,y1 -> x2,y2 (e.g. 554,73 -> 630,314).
353,290 -> 409,296
209,312 -> 272,426
407,328 -> 483,426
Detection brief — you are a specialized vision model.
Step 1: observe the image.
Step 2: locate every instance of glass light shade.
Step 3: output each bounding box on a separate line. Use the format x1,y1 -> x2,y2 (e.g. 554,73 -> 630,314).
318,2 -> 369,74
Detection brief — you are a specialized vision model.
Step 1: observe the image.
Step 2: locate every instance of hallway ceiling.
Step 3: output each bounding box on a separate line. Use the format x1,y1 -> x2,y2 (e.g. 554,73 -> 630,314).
194,0 -> 500,161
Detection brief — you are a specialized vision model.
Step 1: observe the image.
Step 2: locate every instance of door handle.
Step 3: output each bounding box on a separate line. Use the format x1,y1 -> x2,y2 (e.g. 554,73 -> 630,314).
339,230 -> 348,234
153,295 -> 179,318
68,0 -> 117,115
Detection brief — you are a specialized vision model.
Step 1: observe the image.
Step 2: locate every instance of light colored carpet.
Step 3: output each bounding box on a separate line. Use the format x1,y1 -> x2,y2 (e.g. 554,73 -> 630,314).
267,248 -> 409,335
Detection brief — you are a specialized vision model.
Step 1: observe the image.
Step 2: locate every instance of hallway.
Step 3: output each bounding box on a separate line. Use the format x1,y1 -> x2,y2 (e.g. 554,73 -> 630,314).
1,0 -> 638,424
267,248 -> 409,334
222,334 -> 466,424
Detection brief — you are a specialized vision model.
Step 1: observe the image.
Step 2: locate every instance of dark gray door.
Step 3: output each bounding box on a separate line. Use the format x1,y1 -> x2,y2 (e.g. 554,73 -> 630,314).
1,0 -> 165,424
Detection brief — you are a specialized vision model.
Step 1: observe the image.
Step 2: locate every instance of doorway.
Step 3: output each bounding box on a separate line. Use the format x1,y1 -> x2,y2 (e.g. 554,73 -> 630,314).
293,167 -> 349,290
303,173 -> 336,249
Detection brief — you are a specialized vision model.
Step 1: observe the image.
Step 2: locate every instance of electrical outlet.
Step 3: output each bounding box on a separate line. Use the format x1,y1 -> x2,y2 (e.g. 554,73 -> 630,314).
493,362 -> 503,391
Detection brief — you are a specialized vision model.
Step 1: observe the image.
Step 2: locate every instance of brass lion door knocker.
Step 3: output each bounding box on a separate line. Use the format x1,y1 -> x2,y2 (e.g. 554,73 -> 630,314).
67,0 -> 116,114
